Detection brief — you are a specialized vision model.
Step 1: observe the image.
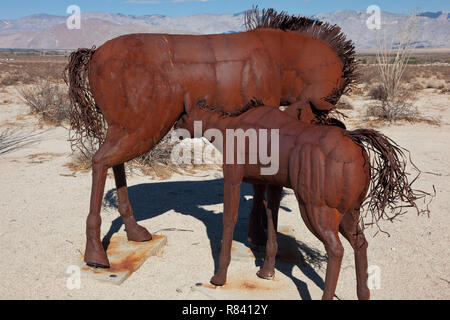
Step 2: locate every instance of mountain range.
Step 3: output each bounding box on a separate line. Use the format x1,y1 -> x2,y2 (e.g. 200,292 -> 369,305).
0,10 -> 448,50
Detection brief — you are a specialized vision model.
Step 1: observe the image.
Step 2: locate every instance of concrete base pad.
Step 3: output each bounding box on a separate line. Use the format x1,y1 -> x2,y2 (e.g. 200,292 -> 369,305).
190,226 -> 304,299
64,233 -> 167,285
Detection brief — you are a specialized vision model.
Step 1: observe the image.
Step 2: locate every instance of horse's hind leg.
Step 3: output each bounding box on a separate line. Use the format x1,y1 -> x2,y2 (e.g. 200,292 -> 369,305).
84,130 -> 149,268
339,209 -> 370,300
298,203 -> 344,300
113,163 -> 152,242
84,138 -> 115,268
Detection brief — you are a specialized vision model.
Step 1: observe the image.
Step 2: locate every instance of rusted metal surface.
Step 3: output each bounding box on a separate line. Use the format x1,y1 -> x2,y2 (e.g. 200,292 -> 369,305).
64,9 -> 357,272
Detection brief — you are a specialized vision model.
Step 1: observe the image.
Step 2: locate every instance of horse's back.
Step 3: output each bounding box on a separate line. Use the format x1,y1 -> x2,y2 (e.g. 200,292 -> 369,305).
89,31 -> 283,126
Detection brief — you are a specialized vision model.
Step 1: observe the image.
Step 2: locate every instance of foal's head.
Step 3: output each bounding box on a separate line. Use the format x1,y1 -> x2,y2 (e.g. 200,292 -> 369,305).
175,98 -> 212,136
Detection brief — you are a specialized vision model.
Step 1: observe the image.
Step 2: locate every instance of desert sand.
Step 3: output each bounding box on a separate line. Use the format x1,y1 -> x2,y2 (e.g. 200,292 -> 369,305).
0,85 -> 449,300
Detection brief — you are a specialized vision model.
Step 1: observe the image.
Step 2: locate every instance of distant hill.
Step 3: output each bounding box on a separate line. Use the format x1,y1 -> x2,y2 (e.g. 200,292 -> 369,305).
0,10 -> 448,49
312,10 -> 449,49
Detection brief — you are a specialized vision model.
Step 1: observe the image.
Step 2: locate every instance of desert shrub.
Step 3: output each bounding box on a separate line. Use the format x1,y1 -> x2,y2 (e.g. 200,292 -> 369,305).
357,65 -> 380,86
364,83 -> 426,122
134,133 -> 177,167
366,102 -> 419,122
0,73 -> 30,86
367,83 -> 388,100
67,130 -> 187,176
336,95 -> 354,110
18,80 -> 71,125
424,78 -> 446,89
132,133 -> 218,173
372,13 -> 424,122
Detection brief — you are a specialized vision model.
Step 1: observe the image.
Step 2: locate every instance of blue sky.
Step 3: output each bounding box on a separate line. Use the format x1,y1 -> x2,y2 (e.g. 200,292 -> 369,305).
1,0 -> 448,19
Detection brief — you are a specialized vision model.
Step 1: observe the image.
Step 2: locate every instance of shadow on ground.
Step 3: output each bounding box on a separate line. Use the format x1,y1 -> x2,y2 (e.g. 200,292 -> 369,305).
102,178 -> 330,299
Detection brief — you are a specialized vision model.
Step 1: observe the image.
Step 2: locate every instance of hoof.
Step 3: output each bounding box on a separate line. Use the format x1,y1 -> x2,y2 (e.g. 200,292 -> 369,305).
256,269 -> 275,280
126,225 -> 152,242
357,287 -> 370,300
84,254 -> 110,269
86,262 -> 110,269
84,240 -> 110,268
210,274 -> 226,286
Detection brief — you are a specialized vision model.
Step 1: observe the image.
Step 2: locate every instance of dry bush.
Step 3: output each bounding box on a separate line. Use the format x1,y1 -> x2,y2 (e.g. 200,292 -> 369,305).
336,95 -> 354,110
366,102 -> 419,122
370,13 -> 424,122
404,65 -> 450,82
424,78 -> 446,89
441,87 -> 450,94
0,73 -> 25,86
130,133 -> 219,178
133,133 -> 177,167
66,130 -> 206,179
367,83 -> 388,100
357,65 -> 381,86
364,83 -> 432,123
18,80 -> 71,125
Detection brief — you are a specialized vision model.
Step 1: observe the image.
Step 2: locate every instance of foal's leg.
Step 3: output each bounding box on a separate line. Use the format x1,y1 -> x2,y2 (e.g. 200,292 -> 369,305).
248,183 -> 267,246
339,209 -> 370,300
299,203 -> 344,300
113,163 -> 152,242
266,185 -> 282,231
248,184 -> 282,246
257,205 -> 278,280
210,165 -> 243,286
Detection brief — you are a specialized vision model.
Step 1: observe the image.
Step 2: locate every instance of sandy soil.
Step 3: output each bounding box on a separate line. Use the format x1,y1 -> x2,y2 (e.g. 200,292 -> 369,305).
0,85 -> 449,300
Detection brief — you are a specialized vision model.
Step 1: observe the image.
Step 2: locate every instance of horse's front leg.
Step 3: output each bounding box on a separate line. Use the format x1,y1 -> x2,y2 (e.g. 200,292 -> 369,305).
210,164 -> 243,286
257,203 -> 278,280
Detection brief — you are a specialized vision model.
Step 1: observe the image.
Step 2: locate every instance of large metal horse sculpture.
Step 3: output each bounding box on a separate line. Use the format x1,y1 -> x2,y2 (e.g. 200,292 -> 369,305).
176,98 -> 427,300
64,8 -> 357,270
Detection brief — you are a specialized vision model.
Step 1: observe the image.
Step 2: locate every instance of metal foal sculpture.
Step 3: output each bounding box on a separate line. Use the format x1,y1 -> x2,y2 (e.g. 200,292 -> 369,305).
65,8 -> 358,269
176,99 -> 427,300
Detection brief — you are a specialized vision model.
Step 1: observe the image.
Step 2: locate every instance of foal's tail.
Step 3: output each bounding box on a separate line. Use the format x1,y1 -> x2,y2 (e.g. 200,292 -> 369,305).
63,47 -> 106,157
347,129 -> 432,234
